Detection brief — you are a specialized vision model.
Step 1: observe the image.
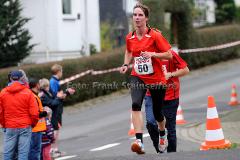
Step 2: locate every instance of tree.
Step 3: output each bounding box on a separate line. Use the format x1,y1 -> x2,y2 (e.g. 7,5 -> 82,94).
142,0 -> 194,49
215,0 -> 237,24
100,22 -> 115,52
236,6 -> 240,22
0,0 -> 33,68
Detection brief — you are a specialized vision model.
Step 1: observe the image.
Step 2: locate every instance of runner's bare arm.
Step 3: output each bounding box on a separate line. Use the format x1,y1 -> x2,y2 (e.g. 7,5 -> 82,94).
120,50 -> 132,74
171,66 -> 189,77
165,66 -> 189,80
124,49 -> 132,65
140,49 -> 172,60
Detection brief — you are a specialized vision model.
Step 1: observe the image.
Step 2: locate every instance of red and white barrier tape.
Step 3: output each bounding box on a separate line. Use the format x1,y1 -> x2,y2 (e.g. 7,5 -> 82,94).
60,67 -> 124,85
60,70 -> 93,85
60,41 -> 240,85
179,40 -> 240,54
91,67 -> 122,75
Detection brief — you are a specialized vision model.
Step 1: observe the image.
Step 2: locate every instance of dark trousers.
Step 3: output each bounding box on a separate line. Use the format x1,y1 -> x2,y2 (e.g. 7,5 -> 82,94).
162,99 -> 179,152
145,96 -> 179,152
130,76 -> 166,122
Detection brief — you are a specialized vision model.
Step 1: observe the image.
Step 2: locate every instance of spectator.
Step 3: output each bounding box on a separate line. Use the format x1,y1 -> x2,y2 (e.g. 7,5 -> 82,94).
28,78 -> 47,160
39,78 -> 65,158
19,69 -> 29,87
42,107 -> 54,160
0,70 -> 39,159
49,64 -> 75,156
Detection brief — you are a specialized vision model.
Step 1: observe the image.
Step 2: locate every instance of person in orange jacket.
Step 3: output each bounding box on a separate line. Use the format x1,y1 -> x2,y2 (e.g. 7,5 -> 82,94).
0,70 -> 39,160
28,78 -> 48,160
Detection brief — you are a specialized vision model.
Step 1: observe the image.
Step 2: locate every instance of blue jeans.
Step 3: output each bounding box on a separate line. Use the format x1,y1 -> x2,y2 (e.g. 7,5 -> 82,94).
29,132 -> 42,160
145,96 -> 158,125
3,127 -> 32,160
144,96 -> 179,152
144,96 -> 159,152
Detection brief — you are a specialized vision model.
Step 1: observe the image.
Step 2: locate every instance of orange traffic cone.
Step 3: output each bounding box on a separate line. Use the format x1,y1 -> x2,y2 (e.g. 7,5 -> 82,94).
228,84 -> 239,106
200,96 -> 231,150
176,105 -> 187,125
128,111 -> 135,136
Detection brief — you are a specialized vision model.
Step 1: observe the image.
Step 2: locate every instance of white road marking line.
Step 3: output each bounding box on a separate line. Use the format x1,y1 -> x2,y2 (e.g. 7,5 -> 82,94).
55,155 -> 77,160
129,133 -> 150,140
90,143 -> 121,151
90,133 -> 150,152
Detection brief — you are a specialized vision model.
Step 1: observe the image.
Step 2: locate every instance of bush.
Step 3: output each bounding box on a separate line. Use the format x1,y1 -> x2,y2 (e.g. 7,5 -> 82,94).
236,7 -> 240,22
100,22 -> 115,51
215,0 -> 237,24
143,0 -> 194,49
181,24 -> 240,69
90,44 -> 97,55
0,47 -> 128,105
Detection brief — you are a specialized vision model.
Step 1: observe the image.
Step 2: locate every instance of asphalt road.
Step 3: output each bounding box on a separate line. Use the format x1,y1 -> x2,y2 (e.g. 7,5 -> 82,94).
56,59 -> 240,159
1,59 -> 240,160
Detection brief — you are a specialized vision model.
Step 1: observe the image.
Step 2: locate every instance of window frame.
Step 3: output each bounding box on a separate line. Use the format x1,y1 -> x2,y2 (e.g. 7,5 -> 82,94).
62,0 -> 76,20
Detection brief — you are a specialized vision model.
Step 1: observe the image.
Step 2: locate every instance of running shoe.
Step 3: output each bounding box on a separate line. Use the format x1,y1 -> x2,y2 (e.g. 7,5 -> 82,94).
159,135 -> 168,153
51,149 -> 66,158
131,139 -> 145,154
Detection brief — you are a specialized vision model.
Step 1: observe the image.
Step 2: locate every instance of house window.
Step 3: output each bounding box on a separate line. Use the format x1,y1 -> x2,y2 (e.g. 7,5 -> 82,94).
62,0 -> 72,15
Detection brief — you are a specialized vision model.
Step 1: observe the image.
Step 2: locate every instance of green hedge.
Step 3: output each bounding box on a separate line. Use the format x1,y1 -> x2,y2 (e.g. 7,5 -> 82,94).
181,24 -> 240,69
0,47 -> 129,105
1,25 -> 240,105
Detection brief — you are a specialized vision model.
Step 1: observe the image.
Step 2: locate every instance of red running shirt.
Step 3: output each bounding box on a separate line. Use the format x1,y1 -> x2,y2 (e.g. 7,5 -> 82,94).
146,50 -> 187,100
126,29 -> 171,84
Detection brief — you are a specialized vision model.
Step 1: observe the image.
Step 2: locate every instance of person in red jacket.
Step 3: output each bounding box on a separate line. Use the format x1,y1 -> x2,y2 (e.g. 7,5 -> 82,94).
0,70 -> 39,160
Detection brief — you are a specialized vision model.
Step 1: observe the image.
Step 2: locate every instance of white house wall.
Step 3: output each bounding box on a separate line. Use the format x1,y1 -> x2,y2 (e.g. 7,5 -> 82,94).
21,0 -> 100,63
57,0 -> 83,52
45,0 -> 59,52
56,0 -> 100,54
85,0 -> 100,52
21,0 -> 48,52
21,0 -> 59,52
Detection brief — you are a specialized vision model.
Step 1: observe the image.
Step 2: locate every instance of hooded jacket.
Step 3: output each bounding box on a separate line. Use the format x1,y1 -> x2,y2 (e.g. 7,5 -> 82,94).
40,89 -> 62,130
32,91 -> 46,132
0,82 -> 39,128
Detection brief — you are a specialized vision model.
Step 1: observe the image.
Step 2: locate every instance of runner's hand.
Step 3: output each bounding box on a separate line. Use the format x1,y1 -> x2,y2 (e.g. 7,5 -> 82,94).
140,51 -> 153,59
165,72 -> 172,80
120,65 -> 128,74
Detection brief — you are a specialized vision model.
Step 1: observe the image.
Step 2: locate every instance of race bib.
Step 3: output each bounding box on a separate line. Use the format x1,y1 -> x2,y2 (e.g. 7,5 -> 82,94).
134,56 -> 154,75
